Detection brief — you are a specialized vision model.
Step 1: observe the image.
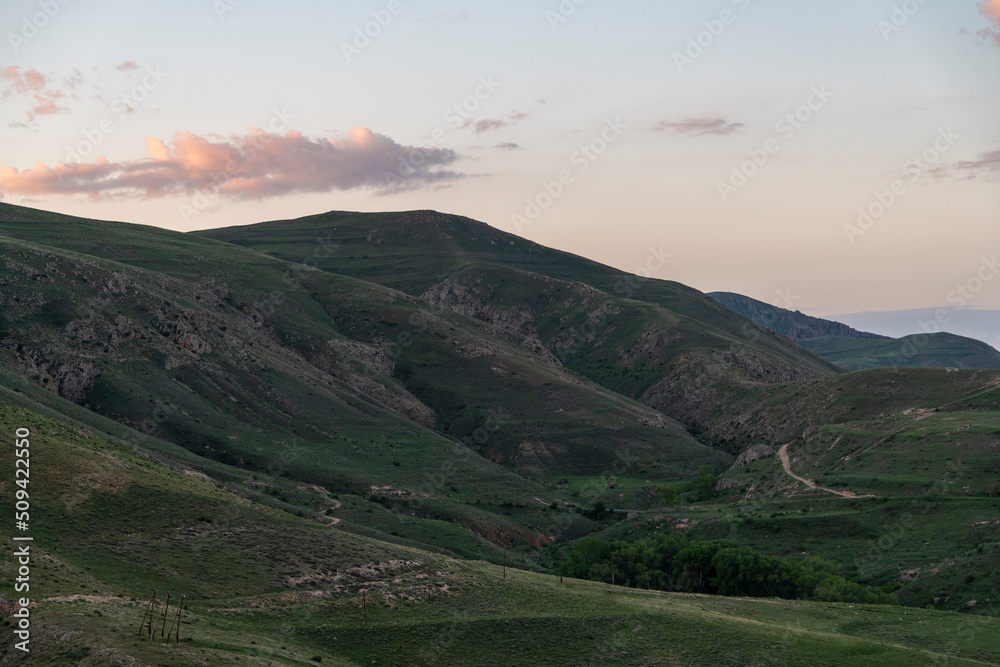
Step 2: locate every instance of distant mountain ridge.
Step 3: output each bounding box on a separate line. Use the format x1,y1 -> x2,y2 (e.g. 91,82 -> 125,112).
709,292 -> 889,340
710,291 -> 1000,371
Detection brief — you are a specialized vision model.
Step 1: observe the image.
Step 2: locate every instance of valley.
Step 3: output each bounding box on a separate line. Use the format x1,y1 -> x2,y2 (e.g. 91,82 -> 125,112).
0,203 -> 997,665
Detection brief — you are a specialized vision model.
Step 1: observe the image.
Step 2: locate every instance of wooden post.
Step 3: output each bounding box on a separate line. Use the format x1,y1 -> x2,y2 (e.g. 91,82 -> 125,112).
137,589 -> 156,637
503,548 -> 507,579
360,590 -> 368,629
156,593 -> 172,638
165,595 -> 184,644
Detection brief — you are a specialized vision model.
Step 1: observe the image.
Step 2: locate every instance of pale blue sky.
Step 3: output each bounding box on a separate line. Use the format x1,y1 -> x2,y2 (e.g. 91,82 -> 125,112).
2,0 -> 998,314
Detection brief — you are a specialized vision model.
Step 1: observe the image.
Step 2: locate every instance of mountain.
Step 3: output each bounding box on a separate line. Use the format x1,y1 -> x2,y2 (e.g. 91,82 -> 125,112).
709,292 -> 888,340
2,202 -> 1000,664
800,332 -> 1000,371
830,307 -> 1000,351
0,202 -> 738,561
709,292 -> 1000,371
195,210 -> 838,448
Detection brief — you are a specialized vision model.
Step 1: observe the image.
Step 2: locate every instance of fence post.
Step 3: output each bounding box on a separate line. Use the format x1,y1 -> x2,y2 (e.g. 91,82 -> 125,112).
137,589 -> 156,637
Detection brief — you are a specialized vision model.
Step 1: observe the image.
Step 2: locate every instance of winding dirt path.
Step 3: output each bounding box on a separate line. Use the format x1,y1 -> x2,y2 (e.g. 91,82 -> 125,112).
778,444 -> 874,498
299,484 -> 341,525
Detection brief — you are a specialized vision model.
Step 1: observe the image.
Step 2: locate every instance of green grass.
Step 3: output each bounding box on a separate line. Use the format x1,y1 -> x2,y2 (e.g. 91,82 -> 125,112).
801,334 -> 1000,371
2,202 -> 1000,663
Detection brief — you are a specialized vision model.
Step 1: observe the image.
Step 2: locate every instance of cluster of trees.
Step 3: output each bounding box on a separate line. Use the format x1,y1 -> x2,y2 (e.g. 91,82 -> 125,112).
656,465 -> 719,505
558,534 -> 898,604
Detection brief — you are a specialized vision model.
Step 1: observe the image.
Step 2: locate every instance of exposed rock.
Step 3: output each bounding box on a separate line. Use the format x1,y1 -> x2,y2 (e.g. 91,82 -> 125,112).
728,444 -> 776,471
328,338 -> 395,377
13,347 -> 100,403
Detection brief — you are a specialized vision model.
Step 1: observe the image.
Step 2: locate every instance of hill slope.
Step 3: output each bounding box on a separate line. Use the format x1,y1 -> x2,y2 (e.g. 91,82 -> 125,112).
0,203 -> 742,559
195,210 -> 838,447
800,333 -> 1000,371
709,292 -> 888,340
3,399 -> 999,665
709,292 -> 1000,371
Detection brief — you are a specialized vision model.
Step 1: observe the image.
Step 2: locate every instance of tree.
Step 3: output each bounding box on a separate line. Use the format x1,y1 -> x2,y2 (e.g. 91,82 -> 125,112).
564,536 -> 611,579
695,465 -> 718,500
672,539 -> 739,593
710,546 -> 768,597
656,483 -> 681,506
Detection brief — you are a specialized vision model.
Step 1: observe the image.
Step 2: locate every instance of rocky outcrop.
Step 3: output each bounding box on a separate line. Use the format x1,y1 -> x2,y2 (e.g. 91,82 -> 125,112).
728,444 -> 776,471
12,347 -> 101,403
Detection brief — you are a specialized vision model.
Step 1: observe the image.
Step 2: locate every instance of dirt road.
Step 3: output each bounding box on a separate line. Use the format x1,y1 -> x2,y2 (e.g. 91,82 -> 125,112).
777,444 -> 873,498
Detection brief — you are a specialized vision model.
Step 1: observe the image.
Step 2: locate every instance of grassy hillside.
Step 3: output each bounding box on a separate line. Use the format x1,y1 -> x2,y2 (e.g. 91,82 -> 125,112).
2,401 -> 999,665
1,202 -> 999,663
194,210 -> 838,447
0,203 -> 733,562
801,333 -> 1000,371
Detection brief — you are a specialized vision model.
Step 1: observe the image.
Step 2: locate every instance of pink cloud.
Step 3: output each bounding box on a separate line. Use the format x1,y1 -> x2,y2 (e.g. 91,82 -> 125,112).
2,67 -> 68,123
1,66 -> 47,94
0,128 -> 463,200
29,94 -> 62,117
653,117 -> 744,136
976,0 -> 1000,45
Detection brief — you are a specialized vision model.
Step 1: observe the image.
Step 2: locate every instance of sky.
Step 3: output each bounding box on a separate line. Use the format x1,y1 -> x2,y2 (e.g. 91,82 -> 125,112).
1,0 -> 999,319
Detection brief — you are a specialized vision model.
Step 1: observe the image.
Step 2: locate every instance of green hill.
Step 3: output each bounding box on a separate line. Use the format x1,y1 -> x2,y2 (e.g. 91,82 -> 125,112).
0,202 -> 730,561
710,292 -> 1000,371
801,333 -> 1000,371
194,210 -> 838,448
2,399 -> 999,665
1,202 -> 999,663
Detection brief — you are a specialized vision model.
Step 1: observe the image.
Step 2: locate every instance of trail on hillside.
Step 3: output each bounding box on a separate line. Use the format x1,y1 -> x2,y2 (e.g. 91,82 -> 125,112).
778,444 -> 873,498
299,484 -> 341,525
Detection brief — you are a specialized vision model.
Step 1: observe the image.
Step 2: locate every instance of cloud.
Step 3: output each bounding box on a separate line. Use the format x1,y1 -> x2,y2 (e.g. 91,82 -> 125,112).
0,127 -> 463,201
1,67 -> 68,122
972,0 -> 1000,45
30,93 -> 63,117
652,117 -> 744,136
1,66 -> 47,94
464,110 -> 532,134
494,142 -> 523,151
935,148 -> 1000,179
1,63 -> 159,128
